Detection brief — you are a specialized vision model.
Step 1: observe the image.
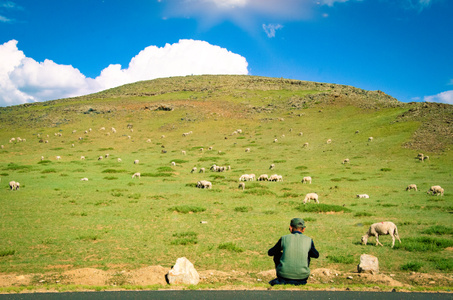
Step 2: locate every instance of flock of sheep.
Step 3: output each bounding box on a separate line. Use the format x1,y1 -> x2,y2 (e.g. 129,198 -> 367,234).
4,124 -> 446,249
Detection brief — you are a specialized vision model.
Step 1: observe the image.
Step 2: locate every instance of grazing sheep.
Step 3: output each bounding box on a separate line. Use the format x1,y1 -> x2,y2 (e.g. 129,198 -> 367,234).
268,174 -> 283,182
80,178 -> 89,181
361,221 -> 401,248
303,193 -> 319,204
197,180 -> 212,189
342,158 -> 350,164
303,142 -> 309,148
356,194 -> 370,199
273,139 -> 278,143
237,129 -> 242,134
80,156 -> 85,160
327,139 -> 332,144
9,181 -> 20,191
428,185 -> 444,196
72,130 -> 77,134
132,172 -> 140,179
227,165 -> 231,171
199,168 -> 205,173
161,150 -> 167,153
245,148 -> 251,152
117,158 -> 122,162
98,156 -> 103,160
299,132 -> 303,136
41,156 -> 44,161
355,130 -> 359,134
111,127 -> 116,133
171,162 -> 176,166
1,145 -> 3,149
368,137 -> 374,142
105,154 -> 109,158
208,146 -> 213,150
210,164 -> 219,172
218,150 -> 222,154
191,167 -> 197,173
238,182 -> 245,190
134,160 -> 139,164
249,174 -> 256,181
239,174 -> 252,181
146,139 -> 151,143
269,163 -> 275,170
406,184 -> 417,191
181,150 -> 186,155
72,144 -> 75,147
56,156 -> 61,160
302,176 -> 312,184
258,174 -> 269,181
100,127 -> 105,131
161,135 -> 165,139
199,148 -> 204,152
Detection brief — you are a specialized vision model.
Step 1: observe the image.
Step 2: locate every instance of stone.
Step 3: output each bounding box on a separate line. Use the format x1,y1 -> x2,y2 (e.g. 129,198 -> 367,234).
358,254 -> 379,274
167,257 -> 200,285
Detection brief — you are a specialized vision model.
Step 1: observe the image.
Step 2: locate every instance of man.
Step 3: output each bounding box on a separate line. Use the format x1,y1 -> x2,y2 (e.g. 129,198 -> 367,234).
268,218 -> 319,286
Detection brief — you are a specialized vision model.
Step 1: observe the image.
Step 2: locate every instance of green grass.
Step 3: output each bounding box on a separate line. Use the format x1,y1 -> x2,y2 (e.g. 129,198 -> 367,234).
0,75 -> 451,289
400,262 -> 423,272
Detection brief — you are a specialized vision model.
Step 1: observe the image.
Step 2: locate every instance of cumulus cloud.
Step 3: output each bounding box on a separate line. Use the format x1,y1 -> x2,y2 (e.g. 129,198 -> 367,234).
262,24 -> 283,38
424,90 -> 453,105
0,39 -> 249,107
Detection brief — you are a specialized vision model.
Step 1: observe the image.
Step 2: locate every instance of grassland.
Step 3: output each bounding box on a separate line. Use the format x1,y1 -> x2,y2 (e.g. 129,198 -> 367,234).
0,75 -> 452,291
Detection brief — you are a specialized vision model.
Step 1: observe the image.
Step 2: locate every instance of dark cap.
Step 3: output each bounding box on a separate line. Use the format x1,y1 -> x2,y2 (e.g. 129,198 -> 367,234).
290,218 -> 305,228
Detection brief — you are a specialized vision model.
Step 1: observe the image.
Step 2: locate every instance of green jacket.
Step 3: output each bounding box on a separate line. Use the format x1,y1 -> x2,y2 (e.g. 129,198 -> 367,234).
276,233 -> 313,279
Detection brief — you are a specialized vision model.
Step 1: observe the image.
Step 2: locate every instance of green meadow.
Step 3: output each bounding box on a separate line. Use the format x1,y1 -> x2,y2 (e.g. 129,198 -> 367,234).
0,75 -> 452,288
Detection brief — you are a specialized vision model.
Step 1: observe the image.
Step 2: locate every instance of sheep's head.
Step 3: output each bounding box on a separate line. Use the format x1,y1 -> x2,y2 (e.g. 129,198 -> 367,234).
361,235 -> 368,245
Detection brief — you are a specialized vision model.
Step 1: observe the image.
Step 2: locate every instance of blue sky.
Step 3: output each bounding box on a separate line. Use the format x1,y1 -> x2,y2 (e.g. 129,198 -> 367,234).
0,0 -> 452,107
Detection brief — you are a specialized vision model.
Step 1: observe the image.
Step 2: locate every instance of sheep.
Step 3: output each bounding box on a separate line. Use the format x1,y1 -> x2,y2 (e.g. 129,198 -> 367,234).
428,185 -> 444,196
181,150 -> 186,155
258,174 -> 269,181
161,150 -> 167,153
238,182 -> 245,190
80,156 -> 85,160
171,162 -> 176,166
239,174 -> 252,181
268,174 -> 282,182
111,127 -> 116,133
227,165 -> 231,171
210,164 -> 219,172
303,193 -> 319,204
302,176 -> 312,184
41,156 -> 44,161
208,146 -> 213,150
9,181 -> 20,191
342,158 -> 350,164
326,139 -> 332,144
356,194 -> 370,199
161,135 -> 165,139
237,129 -> 242,134
355,130 -> 359,134
134,160 -> 139,164
117,158 -> 122,162
146,139 -> 152,143
132,172 -> 140,179
303,142 -> 309,148
361,221 -> 401,248
72,130 -> 77,134
197,180 -> 212,189
1,145 -> 3,149
199,148 -> 204,152
299,132 -> 303,136
249,174 -> 256,181
72,144 -> 75,147
199,168 -> 205,173
191,167 -> 197,173
80,178 -> 89,181
56,156 -> 61,160
100,127 -> 105,130
105,154 -> 109,158
245,148 -> 251,152
269,164 -> 275,170
98,156 -> 103,161
368,137 -> 374,142
218,150 -> 222,154
273,139 -> 278,143
406,184 -> 417,191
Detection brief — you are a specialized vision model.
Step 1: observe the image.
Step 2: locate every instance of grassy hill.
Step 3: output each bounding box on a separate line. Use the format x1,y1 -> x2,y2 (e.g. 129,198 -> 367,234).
0,75 -> 452,291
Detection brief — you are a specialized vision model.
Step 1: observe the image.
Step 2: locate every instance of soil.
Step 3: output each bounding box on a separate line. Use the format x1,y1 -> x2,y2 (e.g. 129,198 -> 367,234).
1,267 -> 452,293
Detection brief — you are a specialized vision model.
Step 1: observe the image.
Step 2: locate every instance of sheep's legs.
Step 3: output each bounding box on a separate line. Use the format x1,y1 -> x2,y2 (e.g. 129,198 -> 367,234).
375,234 -> 383,246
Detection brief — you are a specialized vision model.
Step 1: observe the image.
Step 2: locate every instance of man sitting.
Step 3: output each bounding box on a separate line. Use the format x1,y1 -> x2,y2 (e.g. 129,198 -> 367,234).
268,217 -> 319,286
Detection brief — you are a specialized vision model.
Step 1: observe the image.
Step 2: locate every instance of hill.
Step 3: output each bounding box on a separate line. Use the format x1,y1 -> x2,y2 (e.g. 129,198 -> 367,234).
0,75 -> 452,292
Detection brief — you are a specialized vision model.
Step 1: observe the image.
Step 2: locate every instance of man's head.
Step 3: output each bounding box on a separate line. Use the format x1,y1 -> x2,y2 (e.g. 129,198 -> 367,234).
290,218 -> 306,232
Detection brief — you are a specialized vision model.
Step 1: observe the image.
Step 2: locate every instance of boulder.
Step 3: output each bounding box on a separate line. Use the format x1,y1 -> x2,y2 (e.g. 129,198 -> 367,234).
358,254 -> 379,274
167,257 -> 199,285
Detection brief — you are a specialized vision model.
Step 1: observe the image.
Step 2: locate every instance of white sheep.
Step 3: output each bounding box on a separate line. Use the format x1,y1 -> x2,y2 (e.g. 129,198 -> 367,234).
191,167 -> 197,173
80,156 -> 85,160
303,193 -> 319,204
368,137 -> 374,142
428,185 -> 444,196
105,154 -> 109,158
269,163 -> 275,170
147,139 -> 152,143
171,162 -> 176,166
299,132 -> 303,136
302,176 -> 312,184
356,194 -> 370,198
98,156 -> 103,161
361,221 -> 401,248
181,150 -> 186,155
197,180 -> 212,189
161,135 -> 165,139
117,158 -> 122,162
249,174 -> 256,181
239,174 -> 252,181
132,172 -> 140,179
238,182 -> 245,190
56,156 -> 61,160
268,174 -> 282,182
258,174 -> 269,181
80,178 -> 89,181
326,139 -> 332,144
406,184 -> 417,191
199,168 -> 205,173
273,139 -> 278,143
208,146 -> 213,150
303,142 -> 309,148
199,148 -> 204,152
134,160 -> 139,164
9,181 -> 20,191
245,148 -> 251,152
342,158 -> 350,164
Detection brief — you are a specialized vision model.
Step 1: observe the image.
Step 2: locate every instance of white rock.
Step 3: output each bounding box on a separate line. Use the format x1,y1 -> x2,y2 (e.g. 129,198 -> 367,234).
358,254 -> 379,274
167,257 -> 199,285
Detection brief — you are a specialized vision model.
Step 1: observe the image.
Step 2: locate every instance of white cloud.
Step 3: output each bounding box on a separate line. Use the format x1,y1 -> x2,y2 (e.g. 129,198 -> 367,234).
262,24 -> 283,38
424,90 -> 453,104
0,39 -> 249,107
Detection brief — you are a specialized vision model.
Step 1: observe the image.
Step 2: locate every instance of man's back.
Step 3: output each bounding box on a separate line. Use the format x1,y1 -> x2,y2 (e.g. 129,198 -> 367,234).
277,233 -> 312,279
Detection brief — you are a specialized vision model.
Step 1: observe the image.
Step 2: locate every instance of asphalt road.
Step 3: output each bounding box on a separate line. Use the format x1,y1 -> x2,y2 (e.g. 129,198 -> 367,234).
0,291 -> 451,300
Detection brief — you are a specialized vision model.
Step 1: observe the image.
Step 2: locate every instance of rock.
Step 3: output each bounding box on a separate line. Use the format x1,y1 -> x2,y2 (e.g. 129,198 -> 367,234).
167,257 -> 200,285
358,254 -> 379,274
